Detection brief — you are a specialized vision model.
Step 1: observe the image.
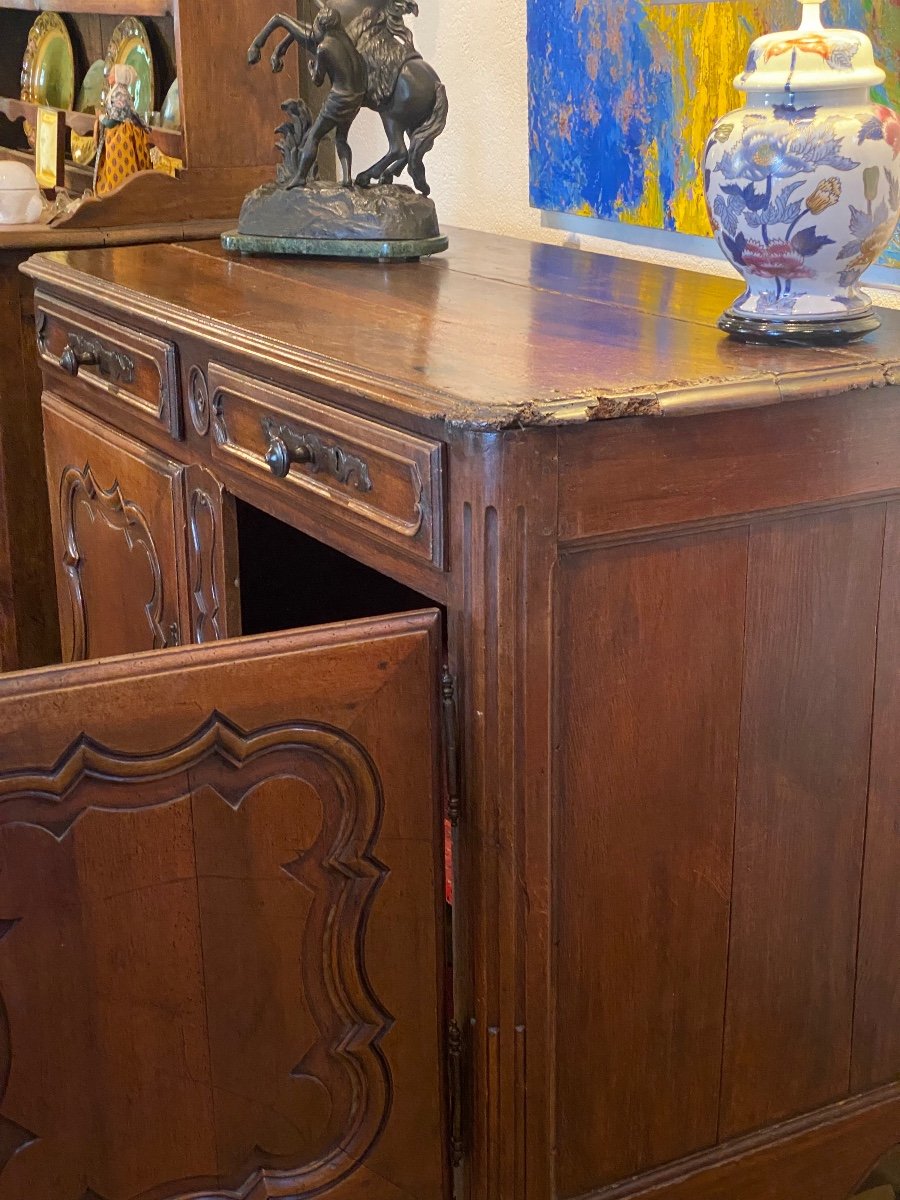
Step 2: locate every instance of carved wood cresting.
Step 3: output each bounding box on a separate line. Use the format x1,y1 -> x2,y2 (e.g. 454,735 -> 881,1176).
0,714 -> 393,1200
59,462 -> 172,660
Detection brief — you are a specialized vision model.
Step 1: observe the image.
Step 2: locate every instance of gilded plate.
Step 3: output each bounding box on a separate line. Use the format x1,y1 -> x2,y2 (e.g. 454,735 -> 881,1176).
104,17 -> 155,123
70,59 -> 106,167
20,13 -> 75,148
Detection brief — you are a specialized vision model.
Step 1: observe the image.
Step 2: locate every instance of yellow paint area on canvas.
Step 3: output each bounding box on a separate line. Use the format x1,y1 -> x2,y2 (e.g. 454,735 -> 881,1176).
617,139 -> 666,228
645,1 -> 757,234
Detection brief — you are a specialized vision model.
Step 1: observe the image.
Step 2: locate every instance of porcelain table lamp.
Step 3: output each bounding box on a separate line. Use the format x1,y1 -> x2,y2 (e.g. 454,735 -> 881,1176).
703,0 -> 900,343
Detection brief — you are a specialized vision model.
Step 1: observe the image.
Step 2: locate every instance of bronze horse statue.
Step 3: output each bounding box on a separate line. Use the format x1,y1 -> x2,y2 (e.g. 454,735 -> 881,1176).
248,0 -> 448,196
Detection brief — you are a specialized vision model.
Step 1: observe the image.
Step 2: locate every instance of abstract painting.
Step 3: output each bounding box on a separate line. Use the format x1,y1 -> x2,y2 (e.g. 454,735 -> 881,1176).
527,0 -> 900,267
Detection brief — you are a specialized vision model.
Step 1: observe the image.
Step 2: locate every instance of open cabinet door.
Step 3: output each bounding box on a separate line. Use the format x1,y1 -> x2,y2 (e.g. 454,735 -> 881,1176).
0,612 -> 449,1200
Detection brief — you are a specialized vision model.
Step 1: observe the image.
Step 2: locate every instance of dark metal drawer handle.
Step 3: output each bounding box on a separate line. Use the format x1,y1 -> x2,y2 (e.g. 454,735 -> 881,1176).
59,334 -> 135,385
261,418 -> 373,492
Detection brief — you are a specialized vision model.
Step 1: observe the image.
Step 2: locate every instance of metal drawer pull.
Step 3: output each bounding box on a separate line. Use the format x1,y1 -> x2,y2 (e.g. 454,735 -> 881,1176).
261,418 -> 373,492
59,334 -> 135,384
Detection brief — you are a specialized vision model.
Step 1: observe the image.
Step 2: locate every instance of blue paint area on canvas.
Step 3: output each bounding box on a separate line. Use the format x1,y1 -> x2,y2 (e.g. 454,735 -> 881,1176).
527,0 -> 679,225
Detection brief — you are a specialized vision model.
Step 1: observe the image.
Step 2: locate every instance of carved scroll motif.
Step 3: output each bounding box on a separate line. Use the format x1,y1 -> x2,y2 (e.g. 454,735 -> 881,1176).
188,365 -> 211,436
59,463 -> 173,660
188,486 -> 221,643
0,714 -> 393,1199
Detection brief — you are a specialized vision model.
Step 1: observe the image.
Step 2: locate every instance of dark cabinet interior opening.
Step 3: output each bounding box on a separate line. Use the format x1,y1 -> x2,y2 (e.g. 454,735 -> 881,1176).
236,498 -> 439,635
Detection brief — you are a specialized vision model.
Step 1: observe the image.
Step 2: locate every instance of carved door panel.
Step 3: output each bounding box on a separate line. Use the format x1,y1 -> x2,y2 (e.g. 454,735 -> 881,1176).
0,611 -> 448,1200
42,394 -> 188,662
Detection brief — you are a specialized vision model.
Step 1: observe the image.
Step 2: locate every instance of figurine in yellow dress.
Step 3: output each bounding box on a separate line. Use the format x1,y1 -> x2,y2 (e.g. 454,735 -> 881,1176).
93,64 -> 152,197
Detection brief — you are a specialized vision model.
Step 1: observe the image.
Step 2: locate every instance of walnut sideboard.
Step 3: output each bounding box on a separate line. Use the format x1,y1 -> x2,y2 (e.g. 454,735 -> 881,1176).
2,229 -> 899,1200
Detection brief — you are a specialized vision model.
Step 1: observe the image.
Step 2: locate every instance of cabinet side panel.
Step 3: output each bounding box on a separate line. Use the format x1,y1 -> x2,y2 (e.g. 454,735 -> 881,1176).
852,501 -> 900,1092
558,390 -> 900,543
720,505 -> 884,1138
555,529 -> 747,1196
0,258 -> 59,669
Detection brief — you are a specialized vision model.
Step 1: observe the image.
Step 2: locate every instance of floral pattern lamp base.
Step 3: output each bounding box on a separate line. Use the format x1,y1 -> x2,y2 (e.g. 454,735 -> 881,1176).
703,0 -> 900,343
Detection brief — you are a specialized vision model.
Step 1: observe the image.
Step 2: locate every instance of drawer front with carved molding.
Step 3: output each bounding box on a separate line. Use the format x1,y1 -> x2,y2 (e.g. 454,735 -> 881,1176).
207,364 -> 445,568
35,295 -> 181,439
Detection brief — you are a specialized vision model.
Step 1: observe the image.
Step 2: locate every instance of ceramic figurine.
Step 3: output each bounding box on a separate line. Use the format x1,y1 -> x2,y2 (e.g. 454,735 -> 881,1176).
703,0 -> 900,343
93,64 -> 153,198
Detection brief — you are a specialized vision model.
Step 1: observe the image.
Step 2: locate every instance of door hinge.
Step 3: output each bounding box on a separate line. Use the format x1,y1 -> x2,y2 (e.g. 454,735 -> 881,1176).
447,1017 -> 464,1168
441,667 -> 461,827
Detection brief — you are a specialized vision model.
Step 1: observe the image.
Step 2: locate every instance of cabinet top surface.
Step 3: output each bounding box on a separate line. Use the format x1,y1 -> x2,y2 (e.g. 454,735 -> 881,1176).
23,226 -> 900,429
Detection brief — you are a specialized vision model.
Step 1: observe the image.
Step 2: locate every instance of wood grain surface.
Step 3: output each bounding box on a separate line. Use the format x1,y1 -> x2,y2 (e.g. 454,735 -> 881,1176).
0,614 -> 448,1200
21,227 -> 900,431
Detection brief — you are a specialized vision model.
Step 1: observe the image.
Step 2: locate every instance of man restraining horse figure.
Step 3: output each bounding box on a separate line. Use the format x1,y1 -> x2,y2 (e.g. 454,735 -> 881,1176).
247,0 -> 448,196
290,6 -> 367,187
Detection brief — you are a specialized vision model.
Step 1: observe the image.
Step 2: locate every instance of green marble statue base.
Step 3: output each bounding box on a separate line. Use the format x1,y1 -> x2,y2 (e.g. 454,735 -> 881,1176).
221,231 -> 449,262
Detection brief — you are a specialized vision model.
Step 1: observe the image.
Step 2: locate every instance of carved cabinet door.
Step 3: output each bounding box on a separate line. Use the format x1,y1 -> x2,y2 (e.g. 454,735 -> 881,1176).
0,611 -> 449,1200
42,394 -> 191,661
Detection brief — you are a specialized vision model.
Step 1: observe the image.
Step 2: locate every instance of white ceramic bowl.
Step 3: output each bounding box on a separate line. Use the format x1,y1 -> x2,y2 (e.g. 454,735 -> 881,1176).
0,162 -> 44,225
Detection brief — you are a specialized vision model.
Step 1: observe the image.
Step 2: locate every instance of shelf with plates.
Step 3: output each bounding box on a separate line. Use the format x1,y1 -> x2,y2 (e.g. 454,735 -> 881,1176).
1,0 -> 171,15
0,95 -> 184,159
0,1 -> 301,229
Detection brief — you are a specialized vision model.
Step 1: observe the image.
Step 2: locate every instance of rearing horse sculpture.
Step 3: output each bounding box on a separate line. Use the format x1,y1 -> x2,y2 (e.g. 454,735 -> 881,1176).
248,0 -> 448,196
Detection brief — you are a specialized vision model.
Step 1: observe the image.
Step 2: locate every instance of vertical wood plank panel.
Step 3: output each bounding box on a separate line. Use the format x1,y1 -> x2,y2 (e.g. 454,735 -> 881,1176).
852,502 -> 900,1092
555,529 -> 747,1195
721,505 -> 884,1138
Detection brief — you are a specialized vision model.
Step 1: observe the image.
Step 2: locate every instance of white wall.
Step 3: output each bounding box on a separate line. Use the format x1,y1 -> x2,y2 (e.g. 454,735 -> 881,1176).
350,0 -> 900,307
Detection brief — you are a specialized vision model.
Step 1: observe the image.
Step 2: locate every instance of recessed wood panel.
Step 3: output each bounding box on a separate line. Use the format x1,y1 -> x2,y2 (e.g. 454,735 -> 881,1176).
582,1086 -> 900,1200
0,614 -> 448,1200
720,505 -> 884,1138
852,502 -> 900,1092
558,391 -> 900,543
554,529 -> 747,1195
42,394 -> 186,660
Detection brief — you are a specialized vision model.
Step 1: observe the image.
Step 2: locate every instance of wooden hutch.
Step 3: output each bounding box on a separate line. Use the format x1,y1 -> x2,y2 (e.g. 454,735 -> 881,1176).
0,0 -> 300,669
1,229 -> 898,1200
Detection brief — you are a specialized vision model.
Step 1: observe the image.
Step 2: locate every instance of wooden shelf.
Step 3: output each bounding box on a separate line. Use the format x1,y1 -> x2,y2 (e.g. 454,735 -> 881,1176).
0,0 -> 171,16
0,96 -> 184,160
0,144 -> 92,192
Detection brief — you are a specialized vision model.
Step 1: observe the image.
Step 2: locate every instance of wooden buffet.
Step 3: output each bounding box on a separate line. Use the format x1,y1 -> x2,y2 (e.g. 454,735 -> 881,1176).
2,228 -> 899,1200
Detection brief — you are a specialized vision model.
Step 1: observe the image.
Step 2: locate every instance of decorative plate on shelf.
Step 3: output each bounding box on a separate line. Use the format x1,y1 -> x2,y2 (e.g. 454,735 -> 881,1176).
159,79 -> 180,130
70,59 -> 106,167
104,17 -> 155,123
19,13 -> 75,148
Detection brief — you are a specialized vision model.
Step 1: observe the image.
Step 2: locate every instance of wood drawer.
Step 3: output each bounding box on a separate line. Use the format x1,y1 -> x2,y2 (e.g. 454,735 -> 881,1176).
35,295 -> 181,439
207,364 -> 445,568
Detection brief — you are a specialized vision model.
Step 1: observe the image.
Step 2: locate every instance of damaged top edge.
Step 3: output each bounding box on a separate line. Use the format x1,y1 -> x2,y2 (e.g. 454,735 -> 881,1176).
21,249 -> 900,435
